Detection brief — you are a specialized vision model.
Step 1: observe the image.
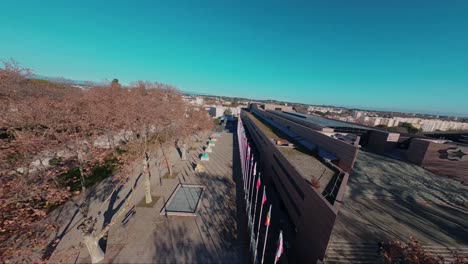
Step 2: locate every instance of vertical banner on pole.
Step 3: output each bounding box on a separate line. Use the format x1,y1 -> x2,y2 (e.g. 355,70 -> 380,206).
261,204 -> 272,264
251,173 -> 261,236
249,161 -> 257,213
254,186 -> 267,264
245,146 -> 251,201
247,159 -> 256,228
245,142 -> 249,190
274,231 -> 284,264
246,156 -> 254,203
245,145 -> 250,186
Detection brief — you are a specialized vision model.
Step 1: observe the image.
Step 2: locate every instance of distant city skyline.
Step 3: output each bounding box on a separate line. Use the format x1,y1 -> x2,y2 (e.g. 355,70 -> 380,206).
1,0 -> 468,116
31,73 -> 468,118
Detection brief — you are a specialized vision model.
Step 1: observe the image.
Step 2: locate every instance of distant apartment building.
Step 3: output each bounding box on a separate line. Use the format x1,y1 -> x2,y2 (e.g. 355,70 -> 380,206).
194,97 -> 204,105
182,95 -> 204,106
308,106 -> 343,114
261,103 -> 294,112
352,110 -> 364,119
356,115 -> 468,132
205,105 -> 242,118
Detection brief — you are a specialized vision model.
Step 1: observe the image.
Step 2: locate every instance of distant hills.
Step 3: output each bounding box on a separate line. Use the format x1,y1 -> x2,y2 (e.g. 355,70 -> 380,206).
30,74 -> 102,86
28,75 -> 467,119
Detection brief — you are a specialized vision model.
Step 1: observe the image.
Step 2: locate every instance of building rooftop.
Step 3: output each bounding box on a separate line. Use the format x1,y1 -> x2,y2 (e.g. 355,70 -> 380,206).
320,131 -> 359,145
283,111 -> 372,132
246,112 -> 336,193
329,150 -> 468,249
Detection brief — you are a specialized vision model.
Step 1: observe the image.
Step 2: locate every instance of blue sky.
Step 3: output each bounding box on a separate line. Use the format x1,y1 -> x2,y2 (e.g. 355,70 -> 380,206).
1,0 -> 467,116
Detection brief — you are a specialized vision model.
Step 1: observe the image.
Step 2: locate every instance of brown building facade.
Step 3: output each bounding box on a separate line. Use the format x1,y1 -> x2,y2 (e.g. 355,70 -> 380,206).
407,138 -> 468,183
240,107 -> 358,263
250,105 -> 359,173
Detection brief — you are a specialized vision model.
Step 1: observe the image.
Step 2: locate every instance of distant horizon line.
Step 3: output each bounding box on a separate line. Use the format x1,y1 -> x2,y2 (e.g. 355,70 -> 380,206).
31,74 -> 468,119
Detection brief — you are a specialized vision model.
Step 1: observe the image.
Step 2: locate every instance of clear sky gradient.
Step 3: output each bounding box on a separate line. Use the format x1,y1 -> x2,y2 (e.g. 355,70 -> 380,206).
1,0 -> 467,116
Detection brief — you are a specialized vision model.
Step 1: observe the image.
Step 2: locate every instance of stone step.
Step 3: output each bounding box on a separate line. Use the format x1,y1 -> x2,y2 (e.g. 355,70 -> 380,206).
324,256 -> 383,264
423,246 -> 468,252
325,254 -> 380,258
424,249 -> 468,255
328,241 -> 379,246
325,242 -> 468,264
325,250 -> 382,257
325,242 -> 383,264
327,244 -> 380,249
326,248 -> 380,254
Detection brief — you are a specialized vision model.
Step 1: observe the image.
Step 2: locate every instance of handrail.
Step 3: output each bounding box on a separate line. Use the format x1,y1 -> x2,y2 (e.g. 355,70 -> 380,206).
323,171 -> 343,201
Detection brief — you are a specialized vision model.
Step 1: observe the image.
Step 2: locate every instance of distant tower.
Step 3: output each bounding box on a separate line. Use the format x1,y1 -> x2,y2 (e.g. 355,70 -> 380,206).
352,110 -> 363,119
111,78 -> 121,89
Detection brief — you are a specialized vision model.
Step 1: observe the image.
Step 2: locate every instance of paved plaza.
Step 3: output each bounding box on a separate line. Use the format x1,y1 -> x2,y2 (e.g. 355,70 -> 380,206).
47,127 -> 246,263
326,150 -> 468,263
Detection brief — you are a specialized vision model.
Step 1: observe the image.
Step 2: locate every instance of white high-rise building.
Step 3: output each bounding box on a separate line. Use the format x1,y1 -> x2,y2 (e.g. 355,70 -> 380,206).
352,110 -> 364,119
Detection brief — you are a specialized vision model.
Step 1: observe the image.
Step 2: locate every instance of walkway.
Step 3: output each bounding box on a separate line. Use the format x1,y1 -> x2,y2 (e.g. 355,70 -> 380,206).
46,126 -> 246,263
105,128 -> 245,263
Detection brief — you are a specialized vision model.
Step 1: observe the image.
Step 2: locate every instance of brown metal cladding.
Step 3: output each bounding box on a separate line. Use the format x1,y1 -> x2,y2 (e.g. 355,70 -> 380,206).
241,110 -> 343,263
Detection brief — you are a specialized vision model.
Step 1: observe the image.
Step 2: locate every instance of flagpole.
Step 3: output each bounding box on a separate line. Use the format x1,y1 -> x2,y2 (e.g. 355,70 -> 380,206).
245,155 -> 253,204
239,127 -> 243,173
243,142 -> 247,181
261,205 -> 272,264
245,156 -> 249,203
247,160 -> 257,233
244,145 -> 250,192
248,163 -> 256,213
274,231 -> 284,264
251,172 -> 261,257
254,186 -> 266,264
251,172 -> 261,235
238,124 -> 244,180
246,159 -> 255,254
244,151 -> 251,203
240,139 -> 244,184
243,144 -> 249,195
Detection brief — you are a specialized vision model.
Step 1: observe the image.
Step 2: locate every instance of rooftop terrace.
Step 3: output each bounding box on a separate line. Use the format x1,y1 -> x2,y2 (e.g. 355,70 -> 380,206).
246,111 -> 337,193
282,111 -> 372,132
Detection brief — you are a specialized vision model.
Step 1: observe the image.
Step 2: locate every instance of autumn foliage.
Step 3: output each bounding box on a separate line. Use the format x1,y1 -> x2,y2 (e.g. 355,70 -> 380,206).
0,60 -> 213,261
380,237 -> 468,264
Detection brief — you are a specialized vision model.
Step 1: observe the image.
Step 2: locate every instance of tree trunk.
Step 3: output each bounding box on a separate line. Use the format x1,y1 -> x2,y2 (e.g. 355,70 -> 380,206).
78,165 -> 86,192
160,144 -> 173,175
83,235 -> 105,263
77,145 -> 88,192
142,156 -> 152,204
144,172 -> 152,204
181,143 -> 187,160
88,177 -> 139,261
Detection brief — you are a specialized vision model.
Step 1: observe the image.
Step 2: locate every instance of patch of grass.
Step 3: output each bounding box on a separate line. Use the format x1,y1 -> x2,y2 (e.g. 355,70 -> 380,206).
87,164 -> 115,187
6,153 -> 20,165
116,147 -> 128,155
103,154 -> 119,167
162,171 -> 178,179
58,167 -> 82,192
49,157 -> 62,167
57,154 -> 119,192
45,201 -> 62,212
0,129 -> 14,140
136,196 -> 160,208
